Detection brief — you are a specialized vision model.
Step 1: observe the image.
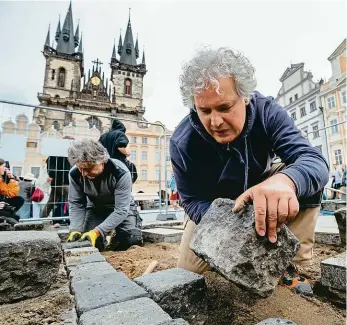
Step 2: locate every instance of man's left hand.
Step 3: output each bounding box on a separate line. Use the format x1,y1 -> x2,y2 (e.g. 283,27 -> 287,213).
232,174 -> 299,243
80,229 -> 101,247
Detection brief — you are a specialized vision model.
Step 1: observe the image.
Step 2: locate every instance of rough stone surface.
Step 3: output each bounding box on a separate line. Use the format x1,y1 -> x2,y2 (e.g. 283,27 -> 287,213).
65,252 -> 105,269
79,297 -> 171,325
190,199 -> 300,297
158,319 -> 190,325
134,268 -> 205,323
64,246 -> 98,257
68,261 -> 116,280
62,240 -> 92,250
71,272 -> 149,316
334,208 -> 346,248
321,252 -> 346,291
321,200 -> 346,212
142,220 -> 184,230
58,229 -> 70,241
14,221 -> 44,231
0,231 -> 62,303
315,231 -> 341,245
142,228 -> 184,243
256,319 -> 297,325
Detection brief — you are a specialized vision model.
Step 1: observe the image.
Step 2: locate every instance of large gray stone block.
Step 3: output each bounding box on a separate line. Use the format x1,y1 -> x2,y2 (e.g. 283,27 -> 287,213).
321,200 -> 346,212
62,240 -> 92,250
65,252 -> 105,269
0,231 -> 62,303
256,319 -> 297,325
134,268 -> 205,322
68,261 -> 116,281
321,252 -> 346,291
334,208 -> 346,248
79,297 -> 172,325
142,228 -> 183,243
58,229 -> 70,241
158,319 -> 190,324
64,246 -> 98,257
190,199 -> 300,297
142,220 -> 184,230
14,221 -> 44,231
71,272 -> 149,316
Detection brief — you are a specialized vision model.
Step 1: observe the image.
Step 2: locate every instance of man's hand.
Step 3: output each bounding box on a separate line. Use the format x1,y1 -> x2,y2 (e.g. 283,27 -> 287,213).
67,231 -> 82,242
232,174 -> 299,243
80,229 -> 100,247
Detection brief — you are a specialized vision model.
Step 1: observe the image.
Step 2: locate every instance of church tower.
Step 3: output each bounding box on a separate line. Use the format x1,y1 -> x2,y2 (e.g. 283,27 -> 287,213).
110,12 -> 147,119
35,2 -> 83,130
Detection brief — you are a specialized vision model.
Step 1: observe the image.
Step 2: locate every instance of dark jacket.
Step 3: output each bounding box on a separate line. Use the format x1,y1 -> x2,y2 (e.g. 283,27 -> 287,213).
170,91 -> 329,224
46,157 -> 71,187
99,120 -> 138,183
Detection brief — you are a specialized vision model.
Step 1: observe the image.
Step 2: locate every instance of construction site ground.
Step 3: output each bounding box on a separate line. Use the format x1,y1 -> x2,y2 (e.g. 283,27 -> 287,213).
0,242 -> 345,325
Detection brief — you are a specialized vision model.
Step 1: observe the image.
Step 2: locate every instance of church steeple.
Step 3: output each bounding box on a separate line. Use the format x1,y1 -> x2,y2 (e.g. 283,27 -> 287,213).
77,32 -> 83,53
117,32 -> 122,56
119,11 -> 137,66
142,50 -> 146,65
74,21 -> 80,48
55,17 -> 61,42
56,1 -> 75,55
44,24 -> 51,49
135,34 -> 139,59
111,38 -> 117,60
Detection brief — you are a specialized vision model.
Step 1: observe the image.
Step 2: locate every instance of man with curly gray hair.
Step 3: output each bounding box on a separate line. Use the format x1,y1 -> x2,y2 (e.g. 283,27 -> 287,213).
170,47 -> 329,296
66,138 -> 142,251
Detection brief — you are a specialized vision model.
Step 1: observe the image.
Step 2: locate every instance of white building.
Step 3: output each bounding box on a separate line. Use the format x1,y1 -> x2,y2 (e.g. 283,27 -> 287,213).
276,63 -> 329,163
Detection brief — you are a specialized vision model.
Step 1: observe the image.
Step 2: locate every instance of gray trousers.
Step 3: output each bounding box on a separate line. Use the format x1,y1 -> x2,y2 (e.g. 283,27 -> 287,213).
84,205 -> 143,251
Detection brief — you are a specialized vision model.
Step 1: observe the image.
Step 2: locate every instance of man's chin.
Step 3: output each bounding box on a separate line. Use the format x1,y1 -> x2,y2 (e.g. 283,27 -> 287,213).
213,134 -> 236,144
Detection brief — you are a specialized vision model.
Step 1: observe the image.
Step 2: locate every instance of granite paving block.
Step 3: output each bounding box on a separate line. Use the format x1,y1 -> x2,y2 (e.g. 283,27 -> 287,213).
158,318 -> 190,324
335,208 -> 346,248
62,241 -> 92,250
58,229 -> 70,241
79,297 -> 172,325
71,272 -> 149,316
142,228 -> 184,243
64,247 -> 98,257
65,253 -> 105,270
321,252 -> 346,291
256,319 -> 297,325
315,214 -> 340,245
190,198 -> 300,298
0,231 -> 61,303
68,261 -> 116,280
134,268 -> 206,322
14,221 -> 44,231
142,220 -> 184,230
321,200 -> 346,212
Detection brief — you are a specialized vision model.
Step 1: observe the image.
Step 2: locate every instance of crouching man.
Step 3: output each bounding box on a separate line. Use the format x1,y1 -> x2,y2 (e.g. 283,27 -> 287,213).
66,138 -> 143,250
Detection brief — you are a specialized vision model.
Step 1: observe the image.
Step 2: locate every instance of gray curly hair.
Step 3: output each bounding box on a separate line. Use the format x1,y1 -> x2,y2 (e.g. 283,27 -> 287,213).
180,47 -> 257,107
68,138 -> 109,166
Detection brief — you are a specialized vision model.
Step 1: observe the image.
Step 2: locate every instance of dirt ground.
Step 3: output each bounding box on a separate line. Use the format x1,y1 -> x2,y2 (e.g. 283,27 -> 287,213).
0,267 -> 74,325
103,243 -> 346,325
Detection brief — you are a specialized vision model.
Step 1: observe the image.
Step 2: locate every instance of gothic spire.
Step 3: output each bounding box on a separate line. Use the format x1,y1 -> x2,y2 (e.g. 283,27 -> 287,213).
112,38 -> 117,60
55,17 -> 61,42
56,1 -> 76,55
142,49 -> 146,65
44,24 -> 51,48
135,34 -> 139,59
77,32 -> 83,53
119,14 -> 137,66
74,20 -> 80,48
117,32 -> 122,56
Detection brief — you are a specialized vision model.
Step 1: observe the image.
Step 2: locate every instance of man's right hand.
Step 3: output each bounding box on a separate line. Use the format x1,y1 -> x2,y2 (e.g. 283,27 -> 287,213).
67,231 -> 82,242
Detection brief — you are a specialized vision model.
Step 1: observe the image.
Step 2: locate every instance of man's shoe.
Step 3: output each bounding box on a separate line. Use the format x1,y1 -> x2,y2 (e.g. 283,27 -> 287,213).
279,264 -> 313,297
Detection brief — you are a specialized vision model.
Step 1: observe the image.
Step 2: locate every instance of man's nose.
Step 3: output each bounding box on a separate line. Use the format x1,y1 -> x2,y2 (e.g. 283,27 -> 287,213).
210,111 -> 223,128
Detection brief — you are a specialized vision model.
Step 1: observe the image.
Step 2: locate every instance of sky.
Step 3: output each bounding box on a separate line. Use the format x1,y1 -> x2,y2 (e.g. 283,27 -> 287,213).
0,0 -> 346,130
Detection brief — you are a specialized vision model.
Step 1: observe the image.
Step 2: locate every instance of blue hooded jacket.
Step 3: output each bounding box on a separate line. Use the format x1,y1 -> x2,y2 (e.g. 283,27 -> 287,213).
170,92 -> 329,224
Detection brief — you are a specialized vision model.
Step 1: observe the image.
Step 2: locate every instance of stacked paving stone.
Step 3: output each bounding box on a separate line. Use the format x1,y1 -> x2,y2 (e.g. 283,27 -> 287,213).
62,240 -> 196,324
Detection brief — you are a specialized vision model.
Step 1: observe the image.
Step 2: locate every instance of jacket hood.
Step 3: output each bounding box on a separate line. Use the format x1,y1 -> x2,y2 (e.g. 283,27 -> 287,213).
111,119 -> 126,133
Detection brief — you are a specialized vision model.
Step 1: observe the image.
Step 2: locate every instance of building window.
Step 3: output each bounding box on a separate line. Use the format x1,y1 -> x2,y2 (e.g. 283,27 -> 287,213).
327,96 -> 336,109
52,121 -> 60,130
142,137 -> 148,145
141,169 -> 147,180
124,78 -> 132,96
330,119 -> 339,134
156,169 -> 160,180
127,72 -> 130,77
341,91 -> 347,105
31,167 -> 40,178
309,101 -> 317,112
12,166 -> 22,177
86,116 -> 101,130
118,71 -> 121,74
141,151 -> 147,160
130,150 -> 136,160
334,149 -> 343,165
166,152 -> 171,162
312,124 -> 320,139
51,69 -> 56,80
57,68 -> 66,87
26,141 -> 37,148
294,94 -> 298,101
291,112 -> 296,120
289,97 -> 293,104
155,138 -> 160,145
300,106 -> 306,117
155,151 -> 160,162
131,136 -> 137,144
301,128 -> 308,138
315,145 -> 322,153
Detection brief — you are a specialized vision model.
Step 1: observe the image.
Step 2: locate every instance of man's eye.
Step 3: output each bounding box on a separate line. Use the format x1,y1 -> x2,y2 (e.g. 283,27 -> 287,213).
219,106 -> 232,112
199,109 -> 210,115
